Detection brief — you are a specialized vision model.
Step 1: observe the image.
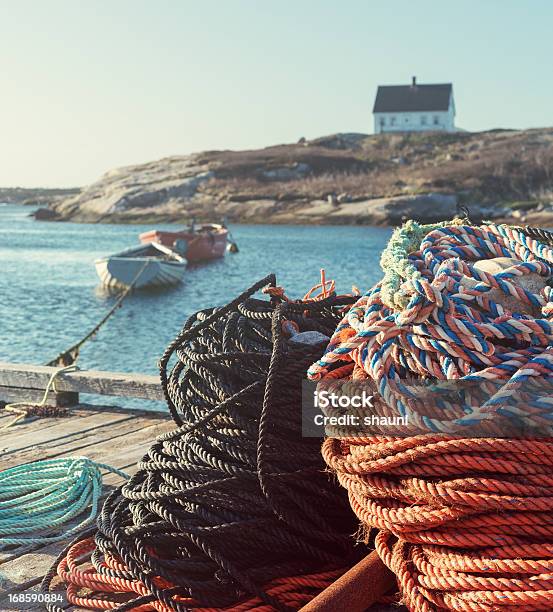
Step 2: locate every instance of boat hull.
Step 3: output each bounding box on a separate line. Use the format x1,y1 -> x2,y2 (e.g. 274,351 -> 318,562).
95,257 -> 186,290
139,226 -> 228,262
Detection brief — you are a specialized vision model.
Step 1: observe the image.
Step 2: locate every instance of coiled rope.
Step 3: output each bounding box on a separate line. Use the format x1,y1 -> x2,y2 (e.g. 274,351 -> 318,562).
0,457 -> 128,548
43,275 -> 362,611
309,222 -> 553,611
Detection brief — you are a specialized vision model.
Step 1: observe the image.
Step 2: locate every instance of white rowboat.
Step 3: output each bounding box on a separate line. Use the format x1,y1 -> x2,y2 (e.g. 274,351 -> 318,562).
95,243 -> 187,290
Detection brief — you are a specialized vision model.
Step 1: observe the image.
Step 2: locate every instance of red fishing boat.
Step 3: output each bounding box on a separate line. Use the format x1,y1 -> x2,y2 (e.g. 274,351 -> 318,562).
139,223 -> 230,263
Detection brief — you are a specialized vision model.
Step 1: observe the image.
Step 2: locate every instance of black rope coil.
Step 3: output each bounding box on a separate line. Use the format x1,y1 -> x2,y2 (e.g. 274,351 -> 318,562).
43,275 -> 362,611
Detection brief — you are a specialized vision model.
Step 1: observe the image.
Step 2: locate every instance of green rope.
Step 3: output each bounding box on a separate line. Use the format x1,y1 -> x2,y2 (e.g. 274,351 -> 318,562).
380,218 -> 467,309
0,457 -> 128,548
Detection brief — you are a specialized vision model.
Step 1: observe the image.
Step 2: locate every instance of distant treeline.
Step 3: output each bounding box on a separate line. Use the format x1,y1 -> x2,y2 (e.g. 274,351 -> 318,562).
0,187 -> 80,205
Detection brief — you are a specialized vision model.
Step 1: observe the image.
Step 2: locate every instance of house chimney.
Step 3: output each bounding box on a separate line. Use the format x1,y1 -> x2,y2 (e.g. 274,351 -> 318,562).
412,76 -> 417,87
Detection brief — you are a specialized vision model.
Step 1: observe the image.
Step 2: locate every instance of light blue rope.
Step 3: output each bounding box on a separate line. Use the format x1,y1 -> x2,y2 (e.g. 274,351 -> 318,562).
0,457 -> 128,548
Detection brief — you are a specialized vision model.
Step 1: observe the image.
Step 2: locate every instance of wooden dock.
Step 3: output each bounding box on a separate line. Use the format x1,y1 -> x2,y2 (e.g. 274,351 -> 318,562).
0,363 -> 173,611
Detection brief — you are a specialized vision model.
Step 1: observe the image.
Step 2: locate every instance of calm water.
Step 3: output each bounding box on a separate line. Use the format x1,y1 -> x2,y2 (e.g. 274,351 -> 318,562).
0,204 -> 390,407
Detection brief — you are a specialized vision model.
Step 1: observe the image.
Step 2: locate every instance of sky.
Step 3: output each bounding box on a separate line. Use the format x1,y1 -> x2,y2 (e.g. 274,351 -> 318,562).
1,0 -> 553,187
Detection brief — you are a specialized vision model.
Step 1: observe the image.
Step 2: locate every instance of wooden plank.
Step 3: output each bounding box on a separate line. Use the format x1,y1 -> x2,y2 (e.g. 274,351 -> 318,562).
0,409 -> 122,452
1,416 -> 162,470
0,362 -> 164,401
71,402 -> 168,418
0,412 -> 134,458
80,421 -> 172,469
0,386 -> 78,407
23,419 -> 172,473
0,408 -> 105,443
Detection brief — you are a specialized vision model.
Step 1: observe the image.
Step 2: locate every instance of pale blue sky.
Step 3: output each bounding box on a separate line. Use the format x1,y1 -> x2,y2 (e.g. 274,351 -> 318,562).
1,0 -> 552,187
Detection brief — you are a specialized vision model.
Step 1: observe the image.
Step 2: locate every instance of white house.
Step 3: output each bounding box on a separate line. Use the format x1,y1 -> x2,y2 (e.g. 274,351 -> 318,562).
373,77 -> 456,134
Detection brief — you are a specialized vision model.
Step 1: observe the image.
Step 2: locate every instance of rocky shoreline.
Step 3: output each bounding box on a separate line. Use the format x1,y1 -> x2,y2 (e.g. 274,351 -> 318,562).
16,128 -> 553,227
38,194 -> 551,227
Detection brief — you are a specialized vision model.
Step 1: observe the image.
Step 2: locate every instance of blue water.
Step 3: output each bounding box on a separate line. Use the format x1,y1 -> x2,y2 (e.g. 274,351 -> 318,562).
0,204 -> 390,407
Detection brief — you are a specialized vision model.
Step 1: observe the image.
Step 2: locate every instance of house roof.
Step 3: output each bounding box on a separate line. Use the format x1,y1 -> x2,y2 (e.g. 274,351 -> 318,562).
373,83 -> 452,113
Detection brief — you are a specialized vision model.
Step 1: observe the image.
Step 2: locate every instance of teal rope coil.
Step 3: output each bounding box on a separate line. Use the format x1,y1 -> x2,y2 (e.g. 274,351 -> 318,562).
0,457 -> 128,548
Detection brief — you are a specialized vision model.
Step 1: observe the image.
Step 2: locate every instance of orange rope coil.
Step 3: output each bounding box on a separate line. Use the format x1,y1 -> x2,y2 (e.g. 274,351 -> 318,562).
323,435 -> 553,611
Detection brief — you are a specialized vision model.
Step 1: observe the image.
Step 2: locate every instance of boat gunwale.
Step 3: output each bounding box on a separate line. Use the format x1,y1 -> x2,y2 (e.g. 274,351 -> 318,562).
95,256 -> 187,266
94,241 -> 187,265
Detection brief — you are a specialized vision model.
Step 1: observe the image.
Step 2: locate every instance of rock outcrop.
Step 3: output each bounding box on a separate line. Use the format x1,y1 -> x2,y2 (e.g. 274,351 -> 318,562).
52,156 -> 214,222
31,207 -> 62,220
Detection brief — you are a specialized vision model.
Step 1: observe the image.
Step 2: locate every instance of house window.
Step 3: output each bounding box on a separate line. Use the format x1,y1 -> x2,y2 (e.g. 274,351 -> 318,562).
433,115 -> 440,125
390,116 -> 396,126
380,117 -> 385,127
421,115 -> 427,125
